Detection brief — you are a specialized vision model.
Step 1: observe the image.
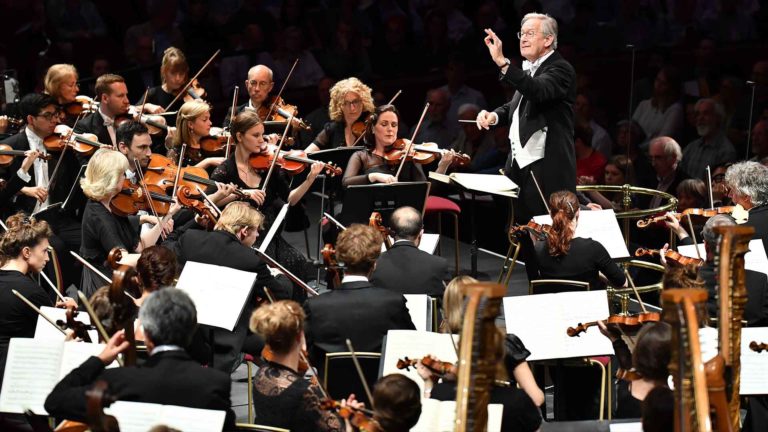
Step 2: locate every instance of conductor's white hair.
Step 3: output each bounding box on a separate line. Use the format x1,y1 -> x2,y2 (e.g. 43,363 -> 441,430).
522,13 -> 558,50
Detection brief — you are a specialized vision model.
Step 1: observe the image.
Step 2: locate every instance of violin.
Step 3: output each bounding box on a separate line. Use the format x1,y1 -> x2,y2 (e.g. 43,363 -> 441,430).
142,153 -> 246,199
258,96 -> 311,131
0,145 -> 53,166
750,341 -> 768,353
261,345 -> 313,377
634,247 -> 704,267
248,144 -> 342,176
320,399 -> 381,432
109,177 -> 173,217
183,78 -> 207,102
369,212 -> 392,250
321,243 -> 342,290
615,368 -> 642,382
396,356 -> 457,377
114,106 -> 168,135
351,120 -> 367,139
385,138 -> 471,167
636,206 -> 742,228
199,127 -> 234,156
43,124 -> 109,155
508,220 -> 552,240
566,312 -> 661,337
176,185 -> 218,230
55,306 -> 94,343
62,95 -> 98,116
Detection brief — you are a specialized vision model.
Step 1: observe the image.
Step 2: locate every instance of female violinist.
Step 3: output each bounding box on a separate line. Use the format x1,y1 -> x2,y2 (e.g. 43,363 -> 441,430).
209,109 -> 322,284
168,99 -> 225,168
531,191 -> 627,290
342,104 -> 454,187
43,64 -> 81,126
305,78 -> 375,152
79,149 -> 180,296
249,300 -> 361,432
136,47 -> 187,125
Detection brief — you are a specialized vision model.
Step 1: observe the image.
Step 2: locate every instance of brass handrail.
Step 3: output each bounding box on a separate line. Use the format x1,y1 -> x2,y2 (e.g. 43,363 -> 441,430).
576,184 -> 678,219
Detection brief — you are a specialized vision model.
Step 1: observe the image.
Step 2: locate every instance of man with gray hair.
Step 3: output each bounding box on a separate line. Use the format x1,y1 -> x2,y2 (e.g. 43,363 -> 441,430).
475,13 -> 576,225
410,88 -> 456,148
679,98 -> 737,179
642,136 -> 689,210
45,289 -> 235,429
371,206 -> 451,298
725,161 -> 768,252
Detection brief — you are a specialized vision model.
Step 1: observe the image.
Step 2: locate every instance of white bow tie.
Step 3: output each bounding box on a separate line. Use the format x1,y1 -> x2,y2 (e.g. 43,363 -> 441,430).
522,59 -> 540,73
103,117 -> 114,127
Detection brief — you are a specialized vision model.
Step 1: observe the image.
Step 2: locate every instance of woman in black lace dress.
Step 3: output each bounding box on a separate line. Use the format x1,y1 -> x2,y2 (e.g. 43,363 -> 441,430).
249,300 -> 361,432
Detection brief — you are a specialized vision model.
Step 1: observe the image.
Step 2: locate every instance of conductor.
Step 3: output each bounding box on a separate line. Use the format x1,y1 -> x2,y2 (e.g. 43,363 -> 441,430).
476,13 -> 576,224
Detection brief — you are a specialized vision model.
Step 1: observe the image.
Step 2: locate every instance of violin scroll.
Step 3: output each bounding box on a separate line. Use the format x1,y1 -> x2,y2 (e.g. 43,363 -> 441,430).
750,341 -> 768,353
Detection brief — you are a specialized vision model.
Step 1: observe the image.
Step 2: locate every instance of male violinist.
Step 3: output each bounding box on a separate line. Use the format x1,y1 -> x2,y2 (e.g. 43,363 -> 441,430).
224,65 -> 290,142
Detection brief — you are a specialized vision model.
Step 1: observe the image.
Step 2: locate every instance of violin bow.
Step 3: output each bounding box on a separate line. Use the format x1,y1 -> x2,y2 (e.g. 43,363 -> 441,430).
686,213 -> 702,260
163,49 -> 221,111
345,339 -> 375,404
70,251 -> 112,284
37,269 -> 67,303
530,171 -> 550,213
138,88 -> 149,119
623,268 -> 648,314
132,159 -> 166,241
350,90 -> 402,147
395,103 -> 430,180
11,289 -> 67,336
48,111 -> 84,193
253,248 -> 319,296
225,85 -> 239,159
265,58 -> 299,122
706,165 -> 714,209
259,114 -> 294,194
195,185 -> 222,216
323,212 -> 347,231
745,80 -> 756,161
171,143 -> 187,202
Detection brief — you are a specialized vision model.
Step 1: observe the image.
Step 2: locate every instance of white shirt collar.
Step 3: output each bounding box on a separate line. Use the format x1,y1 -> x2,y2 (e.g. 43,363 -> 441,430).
341,275 -> 369,284
522,50 -> 555,76
99,106 -> 114,126
150,344 -> 184,356
24,126 -> 44,150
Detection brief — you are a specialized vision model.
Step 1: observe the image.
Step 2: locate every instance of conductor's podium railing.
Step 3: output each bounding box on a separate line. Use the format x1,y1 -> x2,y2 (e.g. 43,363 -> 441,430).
608,260 -> 665,315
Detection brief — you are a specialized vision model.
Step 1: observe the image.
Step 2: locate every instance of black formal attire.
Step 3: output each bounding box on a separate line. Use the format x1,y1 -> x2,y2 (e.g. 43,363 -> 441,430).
492,52 -> 577,224
370,240 -> 449,298
303,279 -> 415,372
610,336 -> 646,419
744,204 -> 768,255
251,361 -> 344,432
0,270 -> 53,390
637,169 -> 690,210
700,263 -> 768,327
170,228 -> 293,373
431,383 -> 542,431
533,237 -> 626,291
79,200 -> 140,297
74,110 -> 113,149
309,114 -> 371,151
44,350 -> 235,430
341,149 -> 426,187
137,86 -> 179,126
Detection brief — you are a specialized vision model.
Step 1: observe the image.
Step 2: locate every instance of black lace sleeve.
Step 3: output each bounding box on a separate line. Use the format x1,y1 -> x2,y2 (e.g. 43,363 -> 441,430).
298,380 -> 344,432
342,151 -> 370,187
504,333 -> 531,375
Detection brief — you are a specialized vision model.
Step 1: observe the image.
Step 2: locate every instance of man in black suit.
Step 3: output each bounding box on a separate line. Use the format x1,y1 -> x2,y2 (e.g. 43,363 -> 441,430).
725,161 -> 768,253
304,224 -> 415,368
169,201 -> 293,372
639,136 -> 689,209
477,14 -> 576,224
45,288 -> 236,430
74,74 -> 131,150
371,206 -> 450,298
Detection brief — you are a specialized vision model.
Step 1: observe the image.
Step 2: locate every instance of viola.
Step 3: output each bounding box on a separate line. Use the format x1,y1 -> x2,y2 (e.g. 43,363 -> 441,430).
258,96 -> 311,131
176,185 -> 218,230
509,220 -> 552,240
320,399 -> 380,432
248,144 -> 342,177
43,124 -> 109,155
369,212 -> 392,250
62,95 -> 98,116
396,356 -> 457,377
321,243 -> 342,290
109,177 -> 173,217
0,145 -> 52,166
385,138 -> 471,167
634,247 -> 704,267
566,312 -> 661,337
750,341 -> 768,353
636,206 -> 741,228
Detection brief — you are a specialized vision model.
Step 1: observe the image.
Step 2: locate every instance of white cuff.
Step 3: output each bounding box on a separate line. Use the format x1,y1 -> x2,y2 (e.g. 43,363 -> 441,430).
491,112 -> 499,126
16,168 -> 31,183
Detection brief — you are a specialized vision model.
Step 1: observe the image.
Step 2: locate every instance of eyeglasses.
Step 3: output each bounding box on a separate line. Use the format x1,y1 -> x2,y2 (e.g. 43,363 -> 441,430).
36,111 -> 60,121
342,99 -> 362,108
517,30 -> 541,40
248,80 -> 272,88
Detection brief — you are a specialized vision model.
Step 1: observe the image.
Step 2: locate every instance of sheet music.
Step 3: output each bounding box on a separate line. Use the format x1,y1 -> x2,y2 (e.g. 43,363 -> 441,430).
504,291 -> 614,361
740,327 -> 768,395
609,423 -> 643,432
381,234 -> 440,254
256,203 -> 289,253
106,401 -> 226,432
34,306 -> 97,342
429,172 -> 518,198
411,399 -> 503,432
0,339 -> 63,414
381,330 -> 459,395
175,261 -> 255,330
678,240 -> 768,275
404,295 -> 430,331
533,209 -> 630,259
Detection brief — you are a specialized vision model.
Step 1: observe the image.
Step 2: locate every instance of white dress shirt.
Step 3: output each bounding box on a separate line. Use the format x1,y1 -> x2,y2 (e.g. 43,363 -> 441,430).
16,127 -> 50,211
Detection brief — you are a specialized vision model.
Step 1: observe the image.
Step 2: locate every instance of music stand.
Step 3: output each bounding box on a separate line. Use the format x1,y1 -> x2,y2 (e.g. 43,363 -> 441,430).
339,181 -> 431,227
307,146 -> 364,196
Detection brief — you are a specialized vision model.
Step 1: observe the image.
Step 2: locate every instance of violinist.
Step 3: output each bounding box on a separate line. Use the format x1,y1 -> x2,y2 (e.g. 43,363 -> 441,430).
305,77 -> 375,152
342,104 -> 453,187
210,109 -> 322,283
136,47 -> 186,125
596,321 -> 671,419
726,161 -> 768,252
44,288 -> 237,430
238,65 -> 274,120
249,300 -> 361,432
79,149 -> 179,296
369,374 -> 422,432
169,99 -> 226,168
531,191 -> 626,291
43,64 -> 81,126
74,74 -> 131,148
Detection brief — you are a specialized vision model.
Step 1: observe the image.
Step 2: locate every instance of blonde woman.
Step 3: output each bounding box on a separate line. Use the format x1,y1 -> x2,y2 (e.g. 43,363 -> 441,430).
168,99 -> 223,169
137,47 -> 189,124
79,149 -> 179,296
305,77 -> 375,152
43,64 -> 80,126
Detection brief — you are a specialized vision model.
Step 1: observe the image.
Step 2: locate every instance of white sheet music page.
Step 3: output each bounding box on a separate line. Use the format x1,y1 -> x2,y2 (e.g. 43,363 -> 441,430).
404,295 -> 430,331
175,261 -> 255,330
450,173 -> 518,197
382,235 -> 440,254
256,203 -> 289,253
106,401 -> 226,432
411,400 -> 503,432
0,338 -> 63,414
34,306 -> 97,342
381,330 -> 459,395
740,327 -> 768,395
678,240 -> 768,275
533,209 -> 630,259
504,291 -> 615,361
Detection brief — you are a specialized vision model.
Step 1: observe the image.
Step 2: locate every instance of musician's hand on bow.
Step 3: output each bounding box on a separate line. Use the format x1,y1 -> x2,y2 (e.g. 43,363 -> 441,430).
265,133 -> 280,145
475,110 -> 496,130
21,186 -> 48,202
247,188 -> 266,206
483,28 -> 505,66
56,297 -> 78,310
659,243 -> 670,268
142,103 -> 165,114
98,330 -> 131,365
21,150 -> 41,171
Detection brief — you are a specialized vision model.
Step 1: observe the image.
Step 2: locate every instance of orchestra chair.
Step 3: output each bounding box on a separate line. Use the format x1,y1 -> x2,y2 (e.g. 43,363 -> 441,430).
235,423 -> 289,432
323,352 -> 381,407
527,279 -> 610,420
423,195 -> 461,276
243,353 -> 257,424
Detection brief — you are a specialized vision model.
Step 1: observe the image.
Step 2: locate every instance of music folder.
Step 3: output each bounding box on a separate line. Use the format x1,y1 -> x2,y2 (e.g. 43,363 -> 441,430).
340,181 -> 430,227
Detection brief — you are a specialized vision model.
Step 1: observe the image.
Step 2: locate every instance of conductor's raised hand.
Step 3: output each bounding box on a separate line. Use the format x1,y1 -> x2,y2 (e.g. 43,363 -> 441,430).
483,29 -> 505,66
475,110 -> 496,130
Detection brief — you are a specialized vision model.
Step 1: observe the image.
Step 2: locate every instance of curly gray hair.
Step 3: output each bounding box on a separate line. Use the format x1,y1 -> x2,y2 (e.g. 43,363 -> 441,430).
725,161 -> 768,206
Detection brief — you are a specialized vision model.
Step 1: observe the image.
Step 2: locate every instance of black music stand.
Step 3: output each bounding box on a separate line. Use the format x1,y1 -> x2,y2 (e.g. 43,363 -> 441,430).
339,181 -> 431,227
